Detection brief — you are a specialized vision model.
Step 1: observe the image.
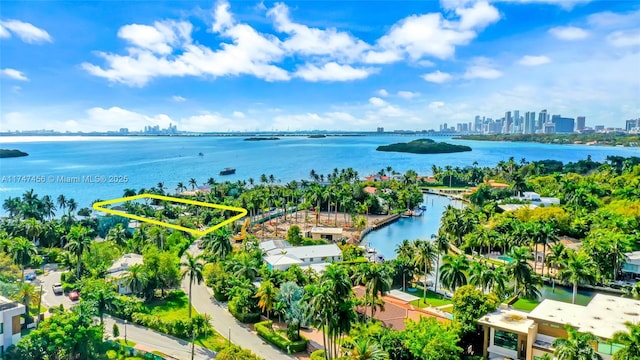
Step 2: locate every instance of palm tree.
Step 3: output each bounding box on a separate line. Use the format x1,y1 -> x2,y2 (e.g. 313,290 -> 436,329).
202,228 -> 232,261
67,198 -> 78,215
354,263 -> 392,321
124,264 -> 148,296
344,338 -> 389,360
432,233 -> 449,294
232,253 -> 259,281
22,218 -> 42,245
180,253 -> 204,318
612,322 -> 640,360
439,254 -> 469,292
558,250 -> 597,304
9,236 -> 37,281
189,178 -> 197,190
469,261 -> 492,293
255,280 -> 278,319
65,224 -> 92,279
412,239 -> 437,299
106,223 -> 128,247
11,282 -> 39,321
532,222 -> 558,276
507,246 -> 536,298
553,326 -> 603,360
57,194 -> 67,213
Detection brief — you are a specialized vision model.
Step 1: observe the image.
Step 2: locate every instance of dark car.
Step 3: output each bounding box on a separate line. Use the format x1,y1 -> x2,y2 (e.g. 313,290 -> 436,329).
68,290 -> 79,301
25,273 -> 36,281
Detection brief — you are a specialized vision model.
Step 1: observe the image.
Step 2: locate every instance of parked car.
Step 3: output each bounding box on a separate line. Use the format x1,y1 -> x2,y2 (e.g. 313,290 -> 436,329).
25,273 -> 36,281
52,283 -> 63,295
68,290 -> 79,301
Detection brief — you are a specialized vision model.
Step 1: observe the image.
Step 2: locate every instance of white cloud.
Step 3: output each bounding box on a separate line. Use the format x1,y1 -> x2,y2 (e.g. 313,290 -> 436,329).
172,95 -> 186,102
463,65 -> 502,79
233,111 -> 245,118
587,9 -> 640,29
607,30 -> 640,47
494,0 -> 591,10
549,26 -> 590,40
422,70 -> 453,83
377,13 -> 477,60
428,101 -> 445,109
294,62 -> 376,82
517,55 -> 551,66
397,91 -> 419,99
377,89 -> 389,97
267,3 -> 369,62
212,1 -> 234,32
0,19 -> 52,43
82,2 -> 289,86
118,21 -> 192,55
1,68 -> 29,81
368,97 -> 388,107
361,50 -> 403,64
455,1 -> 501,31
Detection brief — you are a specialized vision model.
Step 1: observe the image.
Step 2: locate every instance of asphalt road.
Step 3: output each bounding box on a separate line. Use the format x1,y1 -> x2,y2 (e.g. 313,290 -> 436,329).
104,315 -> 217,360
39,269 -> 77,309
181,245 -> 294,360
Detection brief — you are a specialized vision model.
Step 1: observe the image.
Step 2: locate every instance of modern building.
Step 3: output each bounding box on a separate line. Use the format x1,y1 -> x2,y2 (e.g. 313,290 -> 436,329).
107,253 -> 144,294
576,116 -> 586,132
1,296 -> 25,357
551,115 -> 575,134
626,119 -> 639,132
309,227 -> 344,241
479,294 -> 639,360
261,240 -> 342,271
537,110 -> 548,131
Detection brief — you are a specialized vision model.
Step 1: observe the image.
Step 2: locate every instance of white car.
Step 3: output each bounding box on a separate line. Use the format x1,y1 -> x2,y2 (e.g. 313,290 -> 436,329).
52,283 -> 63,295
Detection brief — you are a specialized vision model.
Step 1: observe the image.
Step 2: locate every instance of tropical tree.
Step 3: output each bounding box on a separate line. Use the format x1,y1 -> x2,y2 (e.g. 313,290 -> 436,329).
412,239 -> 438,299
343,338 -> 389,360
439,254 -> 469,292
180,252 -> 204,318
81,279 -> 117,324
432,233 -> 450,294
558,250 -> 597,304
124,263 -> 148,297
353,263 -> 392,321
612,322 -> 640,360
553,326 -> 603,360
11,282 -> 40,322
203,228 -> 233,261
106,223 -> 128,247
9,236 -> 37,281
65,224 -> 93,279
255,280 -> 278,319
507,246 -> 538,298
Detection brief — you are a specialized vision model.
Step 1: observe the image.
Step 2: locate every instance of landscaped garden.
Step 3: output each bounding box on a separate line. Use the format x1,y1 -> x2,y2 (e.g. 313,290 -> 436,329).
408,288 -> 452,307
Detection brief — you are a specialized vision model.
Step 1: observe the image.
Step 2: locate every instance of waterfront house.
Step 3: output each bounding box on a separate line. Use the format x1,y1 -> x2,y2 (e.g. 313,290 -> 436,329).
0,296 -> 25,356
622,251 -> 640,279
262,241 -> 342,272
364,186 -> 377,195
478,294 -> 639,360
107,253 -> 144,294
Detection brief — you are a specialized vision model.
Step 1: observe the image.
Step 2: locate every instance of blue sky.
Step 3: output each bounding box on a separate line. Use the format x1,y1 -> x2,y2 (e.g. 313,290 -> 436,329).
1,0 -> 639,132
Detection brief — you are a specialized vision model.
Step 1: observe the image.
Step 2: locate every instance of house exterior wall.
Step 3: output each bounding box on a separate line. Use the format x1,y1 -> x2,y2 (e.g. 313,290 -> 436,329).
1,303 -> 26,355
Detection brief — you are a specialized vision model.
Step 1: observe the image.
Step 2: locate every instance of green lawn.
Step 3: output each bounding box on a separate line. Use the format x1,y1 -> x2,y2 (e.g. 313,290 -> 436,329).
512,298 -> 540,312
408,288 -> 452,307
146,291 -> 228,352
146,291 -> 195,321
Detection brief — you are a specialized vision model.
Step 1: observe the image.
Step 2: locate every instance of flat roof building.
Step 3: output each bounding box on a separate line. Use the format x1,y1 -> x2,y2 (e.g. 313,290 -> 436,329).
1,295 -> 26,357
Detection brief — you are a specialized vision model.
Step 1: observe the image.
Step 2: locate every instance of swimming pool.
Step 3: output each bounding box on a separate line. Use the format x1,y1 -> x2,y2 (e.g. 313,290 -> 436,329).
497,255 -> 514,263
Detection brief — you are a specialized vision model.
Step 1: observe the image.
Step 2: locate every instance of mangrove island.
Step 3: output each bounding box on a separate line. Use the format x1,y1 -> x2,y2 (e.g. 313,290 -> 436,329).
0,149 -> 29,158
376,138 -> 472,154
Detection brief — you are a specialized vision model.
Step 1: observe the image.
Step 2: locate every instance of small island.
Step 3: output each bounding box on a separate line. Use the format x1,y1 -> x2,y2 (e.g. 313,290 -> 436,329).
308,134 -> 326,138
376,139 -> 472,154
243,137 -> 280,141
0,149 -> 29,158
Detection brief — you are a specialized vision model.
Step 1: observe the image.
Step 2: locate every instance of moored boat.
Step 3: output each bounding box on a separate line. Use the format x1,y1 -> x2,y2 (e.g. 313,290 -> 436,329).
220,167 -> 236,175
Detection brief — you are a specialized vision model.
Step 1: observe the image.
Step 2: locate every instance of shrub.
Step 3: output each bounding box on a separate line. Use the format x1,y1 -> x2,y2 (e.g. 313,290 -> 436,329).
255,320 -> 307,353
310,350 -> 325,360
228,298 -> 260,323
216,345 -> 260,360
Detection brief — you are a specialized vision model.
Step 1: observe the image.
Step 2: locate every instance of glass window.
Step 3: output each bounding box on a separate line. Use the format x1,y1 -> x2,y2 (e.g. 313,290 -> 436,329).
0,322 -> 3,334
597,341 -> 624,355
494,330 -> 518,351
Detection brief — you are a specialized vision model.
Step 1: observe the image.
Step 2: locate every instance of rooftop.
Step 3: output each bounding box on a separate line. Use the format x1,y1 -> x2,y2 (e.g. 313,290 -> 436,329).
0,295 -> 22,311
285,243 -> 342,259
498,204 -> 538,212
626,251 -> 640,262
259,239 -> 290,255
264,253 -> 303,267
310,227 -> 343,235
478,307 -> 535,334
528,294 -> 640,339
107,253 -> 144,278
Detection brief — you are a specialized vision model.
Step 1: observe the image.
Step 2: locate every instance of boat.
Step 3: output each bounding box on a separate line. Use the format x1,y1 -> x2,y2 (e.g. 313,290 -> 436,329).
219,168 -> 236,175
412,207 -> 424,216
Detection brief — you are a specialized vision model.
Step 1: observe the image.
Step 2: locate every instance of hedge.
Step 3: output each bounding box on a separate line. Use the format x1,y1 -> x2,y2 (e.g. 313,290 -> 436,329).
228,301 -> 260,324
254,321 -> 308,353
310,350 -> 325,360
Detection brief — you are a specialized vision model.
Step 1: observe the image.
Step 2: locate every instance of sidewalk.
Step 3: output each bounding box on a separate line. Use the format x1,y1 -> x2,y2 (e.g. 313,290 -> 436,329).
103,315 -> 217,360
181,245 -> 294,360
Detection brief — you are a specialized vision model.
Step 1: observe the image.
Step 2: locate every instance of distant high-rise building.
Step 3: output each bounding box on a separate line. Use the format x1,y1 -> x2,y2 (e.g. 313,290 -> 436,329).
537,110 -> 548,132
505,111 -> 513,133
524,112 -> 536,134
625,119 -> 639,132
576,116 -> 586,132
544,123 -> 556,134
377,127 -> 384,133
595,125 -> 605,131
551,115 -> 575,134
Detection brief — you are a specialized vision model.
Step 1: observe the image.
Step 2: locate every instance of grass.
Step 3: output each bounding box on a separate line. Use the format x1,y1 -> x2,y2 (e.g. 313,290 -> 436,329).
146,291 -> 195,321
408,288 -> 452,307
146,290 -> 228,352
512,298 -> 540,312
116,339 -> 137,347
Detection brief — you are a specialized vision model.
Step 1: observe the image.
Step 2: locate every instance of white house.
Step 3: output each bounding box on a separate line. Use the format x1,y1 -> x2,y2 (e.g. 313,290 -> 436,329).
516,192 -> 561,207
1,296 -> 25,357
262,241 -> 342,272
107,253 -> 144,294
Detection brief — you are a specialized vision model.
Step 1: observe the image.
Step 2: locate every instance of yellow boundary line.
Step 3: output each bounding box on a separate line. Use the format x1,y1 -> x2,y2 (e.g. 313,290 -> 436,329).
92,194 -> 247,237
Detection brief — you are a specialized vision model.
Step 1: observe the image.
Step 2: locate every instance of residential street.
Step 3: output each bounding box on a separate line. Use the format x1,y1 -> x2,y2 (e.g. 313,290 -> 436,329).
181,244 -> 295,360
104,315 -> 217,360
39,269 -> 76,309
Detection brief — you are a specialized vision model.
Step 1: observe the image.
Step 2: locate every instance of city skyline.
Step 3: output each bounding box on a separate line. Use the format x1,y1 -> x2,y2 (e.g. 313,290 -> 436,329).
1,1 -> 639,133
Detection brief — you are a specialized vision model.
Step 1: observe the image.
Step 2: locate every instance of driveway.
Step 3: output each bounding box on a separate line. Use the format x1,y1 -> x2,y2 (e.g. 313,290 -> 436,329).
39,269 -> 76,309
